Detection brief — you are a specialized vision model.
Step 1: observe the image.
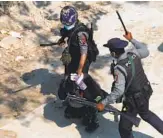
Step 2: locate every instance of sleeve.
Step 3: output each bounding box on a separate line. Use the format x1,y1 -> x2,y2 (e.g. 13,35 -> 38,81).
77,32 -> 89,55
60,27 -> 68,38
102,66 -> 126,106
130,39 -> 149,59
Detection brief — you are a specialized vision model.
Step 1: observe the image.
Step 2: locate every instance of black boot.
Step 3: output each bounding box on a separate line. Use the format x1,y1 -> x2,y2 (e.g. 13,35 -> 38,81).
82,114 -> 89,126
83,107 -> 99,132
85,117 -> 99,132
64,106 -> 72,119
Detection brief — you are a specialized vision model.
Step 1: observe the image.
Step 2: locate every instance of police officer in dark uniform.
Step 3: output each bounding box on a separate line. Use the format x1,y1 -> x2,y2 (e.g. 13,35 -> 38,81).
96,31 -> 163,137
57,6 -> 99,132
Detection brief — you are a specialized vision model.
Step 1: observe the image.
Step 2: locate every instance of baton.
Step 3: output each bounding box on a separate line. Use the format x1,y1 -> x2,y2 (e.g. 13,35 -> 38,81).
116,10 -> 128,35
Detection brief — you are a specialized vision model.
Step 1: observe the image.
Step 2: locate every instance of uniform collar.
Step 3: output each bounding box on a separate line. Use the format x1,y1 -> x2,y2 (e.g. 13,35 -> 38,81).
117,52 -> 128,62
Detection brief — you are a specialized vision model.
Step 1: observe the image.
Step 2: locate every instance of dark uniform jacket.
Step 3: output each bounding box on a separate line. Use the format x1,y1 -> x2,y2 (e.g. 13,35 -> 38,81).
60,22 -> 90,73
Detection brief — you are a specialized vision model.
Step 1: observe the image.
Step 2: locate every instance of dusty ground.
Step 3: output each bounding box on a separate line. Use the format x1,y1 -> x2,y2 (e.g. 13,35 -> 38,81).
0,1 -> 120,126
0,1 -> 110,126
0,1 -> 163,138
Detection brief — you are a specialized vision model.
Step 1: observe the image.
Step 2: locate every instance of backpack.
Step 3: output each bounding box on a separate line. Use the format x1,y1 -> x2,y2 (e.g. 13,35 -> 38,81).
77,23 -> 99,62
61,22 -> 99,62
86,23 -> 99,62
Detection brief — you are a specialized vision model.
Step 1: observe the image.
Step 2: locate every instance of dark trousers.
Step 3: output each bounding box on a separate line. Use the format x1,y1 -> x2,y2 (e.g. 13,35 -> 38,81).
119,100 -> 163,138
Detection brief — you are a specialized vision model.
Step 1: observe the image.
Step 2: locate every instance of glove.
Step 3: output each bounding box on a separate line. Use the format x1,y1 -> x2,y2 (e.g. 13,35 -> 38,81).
96,103 -> 105,112
70,73 -> 84,85
70,73 -> 78,81
70,73 -> 87,90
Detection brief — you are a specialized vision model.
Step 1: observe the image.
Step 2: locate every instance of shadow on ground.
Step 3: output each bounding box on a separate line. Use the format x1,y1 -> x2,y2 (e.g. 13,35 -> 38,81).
32,1 -> 51,8
43,101 -> 154,138
90,54 -> 112,71
0,81 -> 28,117
96,1 -> 111,6
158,42 -> 163,52
73,1 -> 108,31
72,1 -> 90,11
5,1 -> 110,44
126,1 -> 150,5
21,68 -> 62,95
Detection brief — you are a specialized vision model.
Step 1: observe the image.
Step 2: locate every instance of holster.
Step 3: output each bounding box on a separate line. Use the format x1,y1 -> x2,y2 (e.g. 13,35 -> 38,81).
123,96 -> 136,111
133,92 -> 146,108
125,82 -> 153,109
142,82 -> 153,100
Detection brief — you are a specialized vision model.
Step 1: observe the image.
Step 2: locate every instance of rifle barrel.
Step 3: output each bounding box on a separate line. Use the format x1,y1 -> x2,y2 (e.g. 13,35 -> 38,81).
67,95 -> 96,107
90,22 -> 93,40
66,95 -> 141,127
105,105 -> 141,127
40,42 -> 59,47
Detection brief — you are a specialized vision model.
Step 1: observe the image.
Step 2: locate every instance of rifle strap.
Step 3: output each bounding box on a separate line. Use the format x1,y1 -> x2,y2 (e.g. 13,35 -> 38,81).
116,53 -> 135,102
126,53 -> 135,92
67,23 -> 86,51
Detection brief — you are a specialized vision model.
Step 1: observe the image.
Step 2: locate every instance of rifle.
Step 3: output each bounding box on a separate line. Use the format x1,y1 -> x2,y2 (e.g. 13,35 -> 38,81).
116,10 -> 128,35
40,42 -> 59,47
90,22 -> 93,40
65,94 -> 141,127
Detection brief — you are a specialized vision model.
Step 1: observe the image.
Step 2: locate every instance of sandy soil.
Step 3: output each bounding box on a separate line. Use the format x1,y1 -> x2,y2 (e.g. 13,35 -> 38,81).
0,1 -> 163,138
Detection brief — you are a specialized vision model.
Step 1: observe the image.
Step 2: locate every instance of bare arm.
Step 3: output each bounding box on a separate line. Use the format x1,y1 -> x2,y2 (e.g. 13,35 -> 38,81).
77,54 -> 87,75
77,31 -> 89,75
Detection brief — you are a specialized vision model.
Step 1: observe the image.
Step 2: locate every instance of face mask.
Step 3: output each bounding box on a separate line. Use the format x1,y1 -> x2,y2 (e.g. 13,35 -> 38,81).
64,23 -> 75,30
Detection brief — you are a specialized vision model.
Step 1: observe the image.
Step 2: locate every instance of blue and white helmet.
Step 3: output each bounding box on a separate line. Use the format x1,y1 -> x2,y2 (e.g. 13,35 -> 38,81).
60,6 -> 78,26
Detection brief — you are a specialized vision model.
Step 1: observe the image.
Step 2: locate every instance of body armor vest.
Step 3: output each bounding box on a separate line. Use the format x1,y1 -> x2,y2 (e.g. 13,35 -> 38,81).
117,52 -> 149,96
67,23 -> 90,72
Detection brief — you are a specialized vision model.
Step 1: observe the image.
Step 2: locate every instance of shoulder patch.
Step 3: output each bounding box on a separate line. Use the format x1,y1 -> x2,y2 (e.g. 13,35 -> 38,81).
78,32 -> 88,45
115,64 -> 127,80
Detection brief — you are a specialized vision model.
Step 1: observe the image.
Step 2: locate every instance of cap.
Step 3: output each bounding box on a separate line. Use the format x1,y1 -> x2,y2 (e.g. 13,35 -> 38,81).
103,38 -> 128,49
